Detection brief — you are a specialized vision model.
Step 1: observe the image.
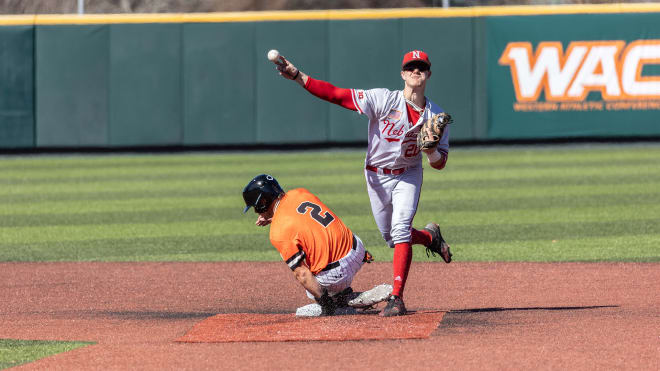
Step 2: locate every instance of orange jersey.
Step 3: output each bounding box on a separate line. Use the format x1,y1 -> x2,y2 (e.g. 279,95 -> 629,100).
269,188 -> 353,275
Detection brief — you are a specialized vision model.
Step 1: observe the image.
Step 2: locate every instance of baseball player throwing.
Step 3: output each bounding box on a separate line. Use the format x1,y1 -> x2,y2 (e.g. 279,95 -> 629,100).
243,174 -> 379,316
272,50 -> 452,317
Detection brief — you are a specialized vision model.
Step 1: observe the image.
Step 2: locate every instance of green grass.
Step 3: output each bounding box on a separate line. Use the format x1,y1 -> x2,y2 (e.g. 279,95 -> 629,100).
0,339 -> 92,369
1,144 -> 659,262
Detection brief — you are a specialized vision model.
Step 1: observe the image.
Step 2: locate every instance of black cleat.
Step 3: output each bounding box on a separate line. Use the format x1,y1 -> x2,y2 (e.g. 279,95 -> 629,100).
424,222 -> 452,263
380,295 -> 407,317
333,287 -> 354,308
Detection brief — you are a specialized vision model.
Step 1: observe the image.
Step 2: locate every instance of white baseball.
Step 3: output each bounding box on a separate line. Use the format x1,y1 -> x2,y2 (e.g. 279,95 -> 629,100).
267,49 -> 280,62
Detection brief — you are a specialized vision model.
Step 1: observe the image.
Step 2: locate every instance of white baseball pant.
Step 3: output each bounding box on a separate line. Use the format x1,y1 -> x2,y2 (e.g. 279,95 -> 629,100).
306,234 -> 366,299
364,165 -> 423,248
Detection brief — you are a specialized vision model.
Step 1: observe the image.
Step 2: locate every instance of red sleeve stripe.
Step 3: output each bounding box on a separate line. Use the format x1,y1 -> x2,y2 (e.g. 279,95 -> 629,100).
351,89 -> 363,114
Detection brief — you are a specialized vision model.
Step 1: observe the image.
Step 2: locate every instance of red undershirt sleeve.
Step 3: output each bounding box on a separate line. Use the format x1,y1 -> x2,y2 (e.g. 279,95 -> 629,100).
304,77 -> 357,111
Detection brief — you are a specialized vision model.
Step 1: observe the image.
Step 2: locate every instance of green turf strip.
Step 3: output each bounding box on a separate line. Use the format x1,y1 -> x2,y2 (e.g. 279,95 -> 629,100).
0,189 -> 658,228
0,339 -> 92,369
2,155 -> 657,185
4,200 -> 659,244
1,181 -> 657,215
0,144 -> 659,262
1,173 -> 658,205
0,156 -> 655,185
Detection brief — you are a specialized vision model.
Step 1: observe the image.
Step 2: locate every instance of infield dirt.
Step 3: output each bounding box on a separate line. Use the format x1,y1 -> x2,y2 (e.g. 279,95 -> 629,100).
1,262 -> 658,370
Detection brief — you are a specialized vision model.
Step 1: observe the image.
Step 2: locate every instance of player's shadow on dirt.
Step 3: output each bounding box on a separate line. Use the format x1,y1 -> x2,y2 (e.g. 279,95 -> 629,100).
436,305 -> 620,334
452,305 -> 618,313
98,311 -> 215,320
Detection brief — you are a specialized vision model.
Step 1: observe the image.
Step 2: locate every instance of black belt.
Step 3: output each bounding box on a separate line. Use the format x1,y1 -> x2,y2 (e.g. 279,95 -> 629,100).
321,235 -> 357,272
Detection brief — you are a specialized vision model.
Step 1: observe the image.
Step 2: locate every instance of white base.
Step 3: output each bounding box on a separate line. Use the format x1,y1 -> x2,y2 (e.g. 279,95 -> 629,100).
295,303 -> 359,317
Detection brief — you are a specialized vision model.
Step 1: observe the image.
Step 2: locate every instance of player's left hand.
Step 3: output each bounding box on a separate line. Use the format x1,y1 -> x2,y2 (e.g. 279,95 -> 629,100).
255,214 -> 272,226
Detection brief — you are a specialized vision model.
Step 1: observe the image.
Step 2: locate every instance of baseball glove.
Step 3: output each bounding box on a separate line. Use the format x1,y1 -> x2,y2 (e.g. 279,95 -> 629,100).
417,112 -> 453,151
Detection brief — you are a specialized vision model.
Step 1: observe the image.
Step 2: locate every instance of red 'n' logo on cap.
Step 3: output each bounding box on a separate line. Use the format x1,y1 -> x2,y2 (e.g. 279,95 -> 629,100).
412,51 -> 420,59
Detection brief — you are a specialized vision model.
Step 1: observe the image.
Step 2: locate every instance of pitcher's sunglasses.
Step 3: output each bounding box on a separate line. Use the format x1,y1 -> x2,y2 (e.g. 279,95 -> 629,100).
402,62 -> 430,72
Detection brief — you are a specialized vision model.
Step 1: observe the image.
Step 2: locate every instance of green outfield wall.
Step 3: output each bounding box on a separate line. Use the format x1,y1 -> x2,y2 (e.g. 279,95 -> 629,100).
0,26 -> 34,148
0,5 -> 659,149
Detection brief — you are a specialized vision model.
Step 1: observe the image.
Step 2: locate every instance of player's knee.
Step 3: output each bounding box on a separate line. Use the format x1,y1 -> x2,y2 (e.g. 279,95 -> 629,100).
390,228 -> 412,245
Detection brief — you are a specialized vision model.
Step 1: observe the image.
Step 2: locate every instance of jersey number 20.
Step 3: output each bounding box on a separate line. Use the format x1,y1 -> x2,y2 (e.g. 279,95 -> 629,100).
405,143 -> 420,157
297,201 -> 335,227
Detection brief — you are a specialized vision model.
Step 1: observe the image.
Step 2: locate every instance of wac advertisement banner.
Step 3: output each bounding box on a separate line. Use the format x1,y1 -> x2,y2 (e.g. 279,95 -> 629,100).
488,13 -> 660,139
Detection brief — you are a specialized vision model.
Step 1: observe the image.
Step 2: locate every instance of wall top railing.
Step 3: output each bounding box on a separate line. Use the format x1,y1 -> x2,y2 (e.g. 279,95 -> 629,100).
1,3 -> 660,26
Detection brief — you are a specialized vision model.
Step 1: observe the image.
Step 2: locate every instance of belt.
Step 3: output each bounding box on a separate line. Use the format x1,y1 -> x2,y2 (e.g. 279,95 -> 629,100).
321,235 -> 358,272
365,165 -> 406,175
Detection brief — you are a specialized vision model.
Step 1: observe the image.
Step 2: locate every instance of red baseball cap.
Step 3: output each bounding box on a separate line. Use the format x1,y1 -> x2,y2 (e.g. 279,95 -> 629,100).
402,50 -> 431,69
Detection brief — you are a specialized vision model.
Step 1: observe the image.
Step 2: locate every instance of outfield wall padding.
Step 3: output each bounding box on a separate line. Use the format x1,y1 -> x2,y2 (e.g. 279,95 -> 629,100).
0,26 -> 34,148
183,22 -> 256,145
109,23 -> 183,146
35,25 -> 108,147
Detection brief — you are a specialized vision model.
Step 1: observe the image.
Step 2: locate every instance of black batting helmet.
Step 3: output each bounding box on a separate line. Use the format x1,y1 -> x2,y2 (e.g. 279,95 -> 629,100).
242,174 -> 285,214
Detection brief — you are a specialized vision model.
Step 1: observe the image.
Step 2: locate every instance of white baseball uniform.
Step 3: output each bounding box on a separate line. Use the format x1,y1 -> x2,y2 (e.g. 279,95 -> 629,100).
301,76 -> 450,249
351,88 -> 450,247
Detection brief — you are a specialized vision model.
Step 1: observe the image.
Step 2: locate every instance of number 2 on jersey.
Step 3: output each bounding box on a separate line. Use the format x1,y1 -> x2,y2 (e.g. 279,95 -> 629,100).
297,201 -> 335,227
